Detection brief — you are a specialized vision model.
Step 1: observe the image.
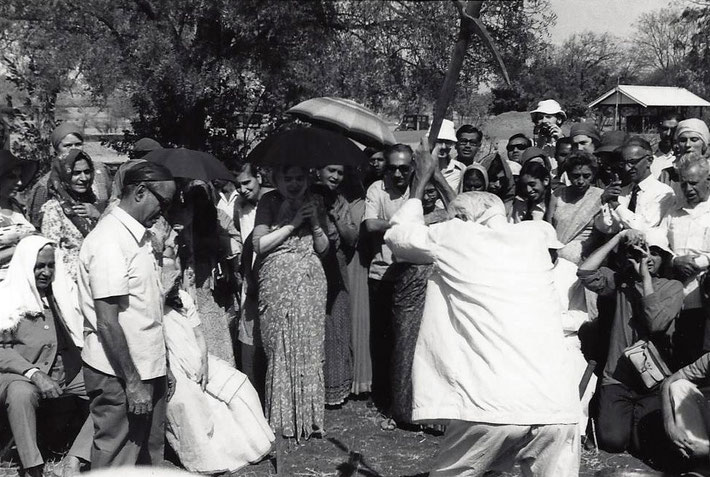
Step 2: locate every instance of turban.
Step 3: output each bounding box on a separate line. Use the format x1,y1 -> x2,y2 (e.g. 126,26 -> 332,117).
569,123 -> 600,143
674,118 -> 710,146
50,123 -> 83,150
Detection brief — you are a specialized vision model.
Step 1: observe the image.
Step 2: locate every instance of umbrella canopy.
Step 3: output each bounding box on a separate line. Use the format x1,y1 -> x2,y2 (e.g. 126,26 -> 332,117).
144,148 -> 234,182
287,97 -> 396,148
247,127 -> 367,168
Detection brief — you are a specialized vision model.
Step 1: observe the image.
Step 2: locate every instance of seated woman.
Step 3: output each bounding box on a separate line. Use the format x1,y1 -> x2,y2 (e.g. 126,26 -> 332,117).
40,149 -> 101,283
0,236 -> 89,477
460,163 -> 488,193
578,229 -> 684,469
0,151 -> 38,281
253,165 -> 329,441
548,152 -> 604,265
509,160 -> 552,223
161,264 -> 274,473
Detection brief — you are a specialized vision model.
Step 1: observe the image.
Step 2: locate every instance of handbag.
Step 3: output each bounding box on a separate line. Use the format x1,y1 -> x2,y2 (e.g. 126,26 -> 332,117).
623,340 -> 672,389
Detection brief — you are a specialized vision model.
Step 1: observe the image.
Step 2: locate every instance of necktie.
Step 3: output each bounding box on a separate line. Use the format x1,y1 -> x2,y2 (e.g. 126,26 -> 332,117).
628,185 -> 641,213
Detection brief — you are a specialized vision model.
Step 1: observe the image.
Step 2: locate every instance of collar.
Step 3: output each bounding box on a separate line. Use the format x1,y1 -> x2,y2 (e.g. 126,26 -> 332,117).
111,206 -> 148,243
219,189 -> 238,204
682,198 -> 710,215
636,174 -> 656,191
442,159 -> 464,173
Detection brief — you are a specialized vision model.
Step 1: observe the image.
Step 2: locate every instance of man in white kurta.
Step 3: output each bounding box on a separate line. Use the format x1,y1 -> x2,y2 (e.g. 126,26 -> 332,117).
385,188 -> 579,476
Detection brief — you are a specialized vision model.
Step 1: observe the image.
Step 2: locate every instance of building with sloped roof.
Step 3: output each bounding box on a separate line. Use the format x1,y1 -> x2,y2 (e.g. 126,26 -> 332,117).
588,85 -> 710,132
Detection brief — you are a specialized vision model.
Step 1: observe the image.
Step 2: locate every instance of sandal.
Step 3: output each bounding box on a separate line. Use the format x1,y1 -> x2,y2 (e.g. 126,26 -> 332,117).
379,418 -> 396,431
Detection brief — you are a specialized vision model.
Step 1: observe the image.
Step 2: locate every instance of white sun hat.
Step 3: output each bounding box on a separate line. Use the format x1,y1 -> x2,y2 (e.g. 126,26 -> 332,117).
530,99 -> 567,121
427,119 -> 458,143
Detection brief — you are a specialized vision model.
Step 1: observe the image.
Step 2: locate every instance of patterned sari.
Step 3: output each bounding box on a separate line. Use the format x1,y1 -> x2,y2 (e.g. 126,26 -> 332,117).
255,191 -> 328,441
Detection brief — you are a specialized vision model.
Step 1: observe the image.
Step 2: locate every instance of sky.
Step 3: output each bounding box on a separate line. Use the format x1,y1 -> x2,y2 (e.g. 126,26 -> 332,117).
548,0 -> 680,44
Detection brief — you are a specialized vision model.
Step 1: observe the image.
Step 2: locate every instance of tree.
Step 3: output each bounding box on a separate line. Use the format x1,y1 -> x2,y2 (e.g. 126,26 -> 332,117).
0,0 -> 552,164
629,6 -> 693,86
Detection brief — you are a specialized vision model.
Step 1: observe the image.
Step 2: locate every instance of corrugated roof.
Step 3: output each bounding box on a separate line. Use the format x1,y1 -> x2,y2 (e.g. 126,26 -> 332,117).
589,85 -> 710,108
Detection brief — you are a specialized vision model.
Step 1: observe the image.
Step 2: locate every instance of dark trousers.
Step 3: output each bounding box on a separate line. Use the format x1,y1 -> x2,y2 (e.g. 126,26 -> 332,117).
83,365 -> 166,469
673,308 -> 708,370
597,383 -> 684,470
369,278 -> 395,412
239,342 -> 267,406
0,371 -> 93,468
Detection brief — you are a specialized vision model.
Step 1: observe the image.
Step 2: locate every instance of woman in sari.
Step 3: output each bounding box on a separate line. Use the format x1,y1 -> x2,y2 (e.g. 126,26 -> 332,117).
460,163 -> 488,193
253,165 -> 329,441
40,149 -> 101,283
548,151 -> 603,264
314,165 -> 358,406
161,264 -> 274,473
0,151 -> 37,281
171,180 -> 241,366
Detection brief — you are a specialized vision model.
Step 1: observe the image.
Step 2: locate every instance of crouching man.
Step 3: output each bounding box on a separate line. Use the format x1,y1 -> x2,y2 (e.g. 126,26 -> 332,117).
384,145 -> 579,476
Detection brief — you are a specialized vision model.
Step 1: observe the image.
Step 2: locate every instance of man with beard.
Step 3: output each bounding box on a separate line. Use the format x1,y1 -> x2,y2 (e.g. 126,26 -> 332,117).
455,124 -> 483,166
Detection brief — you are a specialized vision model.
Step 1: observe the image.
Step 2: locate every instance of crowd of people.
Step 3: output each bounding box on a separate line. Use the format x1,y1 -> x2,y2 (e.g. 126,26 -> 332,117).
3,99 -> 710,476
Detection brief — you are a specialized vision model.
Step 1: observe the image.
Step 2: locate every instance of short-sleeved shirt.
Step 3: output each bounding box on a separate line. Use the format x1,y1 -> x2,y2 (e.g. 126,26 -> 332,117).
78,206 -> 166,379
363,179 -> 409,281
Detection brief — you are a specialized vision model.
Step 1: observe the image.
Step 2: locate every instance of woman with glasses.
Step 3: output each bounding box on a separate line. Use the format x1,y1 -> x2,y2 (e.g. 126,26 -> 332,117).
253,165 -> 330,441
170,180 -> 242,366
40,149 -> 101,284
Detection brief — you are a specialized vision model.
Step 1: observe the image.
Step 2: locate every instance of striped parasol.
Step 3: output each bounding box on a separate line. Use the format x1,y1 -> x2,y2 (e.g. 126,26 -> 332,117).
287,97 -> 396,148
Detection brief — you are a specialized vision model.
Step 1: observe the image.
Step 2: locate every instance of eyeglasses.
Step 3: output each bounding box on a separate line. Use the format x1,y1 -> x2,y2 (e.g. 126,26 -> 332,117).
458,139 -> 481,146
385,165 -> 412,174
143,183 -> 172,212
620,155 -> 651,167
506,144 -> 527,152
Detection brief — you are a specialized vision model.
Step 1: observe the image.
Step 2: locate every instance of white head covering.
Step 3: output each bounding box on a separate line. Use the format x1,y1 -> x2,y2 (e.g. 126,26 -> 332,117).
0,235 -> 83,345
675,118 -> 710,147
530,99 -> 567,121
427,119 -> 458,143
448,191 -> 506,224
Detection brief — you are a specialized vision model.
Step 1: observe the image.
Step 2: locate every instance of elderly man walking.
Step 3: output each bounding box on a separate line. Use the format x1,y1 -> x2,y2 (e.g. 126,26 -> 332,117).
385,149 -> 579,476
78,161 -> 176,468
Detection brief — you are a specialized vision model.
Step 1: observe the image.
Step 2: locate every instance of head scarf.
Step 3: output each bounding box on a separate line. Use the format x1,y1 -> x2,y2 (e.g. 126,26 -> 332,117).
50,123 -> 83,151
461,163 -> 489,192
0,236 -> 83,344
674,118 -> 710,147
447,191 -> 506,224
569,123 -> 601,143
48,149 -> 97,237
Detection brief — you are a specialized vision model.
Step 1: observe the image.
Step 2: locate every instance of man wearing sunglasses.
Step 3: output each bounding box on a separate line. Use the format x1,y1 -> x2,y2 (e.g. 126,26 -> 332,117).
363,143 -> 414,412
78,161 -> 177,468
505,133 -> 531,177
595,137 -> 675,234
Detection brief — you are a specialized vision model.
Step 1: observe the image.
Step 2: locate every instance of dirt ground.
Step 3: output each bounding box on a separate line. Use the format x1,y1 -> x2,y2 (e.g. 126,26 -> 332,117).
1,398 -> 661,477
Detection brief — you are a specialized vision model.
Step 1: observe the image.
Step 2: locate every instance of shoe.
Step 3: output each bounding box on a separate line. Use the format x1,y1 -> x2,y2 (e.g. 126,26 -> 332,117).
50,456 -> 81,477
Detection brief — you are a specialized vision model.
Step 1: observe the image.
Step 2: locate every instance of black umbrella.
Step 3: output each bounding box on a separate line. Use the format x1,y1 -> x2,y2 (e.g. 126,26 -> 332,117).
144,147 -> 234,181
247,127 -> 367,168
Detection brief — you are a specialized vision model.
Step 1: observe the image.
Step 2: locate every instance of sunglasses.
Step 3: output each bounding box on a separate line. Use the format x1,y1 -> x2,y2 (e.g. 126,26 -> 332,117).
385,165 -> 412,174
143,183 -> 172,212
506,144 -> 527,152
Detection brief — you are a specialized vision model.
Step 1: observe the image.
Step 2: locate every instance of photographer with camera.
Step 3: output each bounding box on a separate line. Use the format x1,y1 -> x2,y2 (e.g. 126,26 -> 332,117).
530,99 -> 566,155
578,227 -> 684,469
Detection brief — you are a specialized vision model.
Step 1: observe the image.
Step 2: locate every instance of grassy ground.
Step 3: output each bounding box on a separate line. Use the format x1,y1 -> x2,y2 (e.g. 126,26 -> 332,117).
0,396 -> 663,476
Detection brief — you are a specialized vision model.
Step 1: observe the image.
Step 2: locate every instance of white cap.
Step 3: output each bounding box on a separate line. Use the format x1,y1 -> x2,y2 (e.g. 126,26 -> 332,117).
644,228 -> 672,255
427,119 -> 458,143
530,99 -> 567,121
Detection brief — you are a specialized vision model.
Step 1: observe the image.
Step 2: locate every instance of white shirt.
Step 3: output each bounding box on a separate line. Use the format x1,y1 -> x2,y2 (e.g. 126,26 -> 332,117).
217,189 -> 239,221
660,199 -> 710,309
440,159 -> 465,192
78,207 -> 166,379
385,200 -> 578,425
595,175 -> 675,233
650,152 -> 676,180
363,179 -> 409,281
